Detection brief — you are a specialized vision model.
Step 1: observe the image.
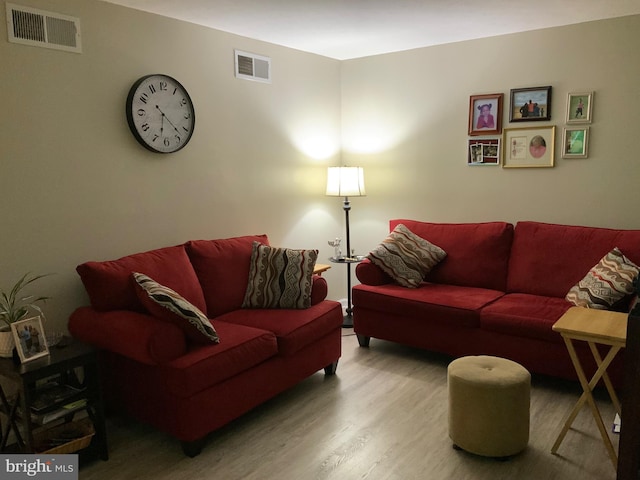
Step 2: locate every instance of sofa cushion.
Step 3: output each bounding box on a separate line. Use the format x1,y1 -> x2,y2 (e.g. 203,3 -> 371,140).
352,283 -> 505,328
389,220 -> 513,291
368,224 -> 446,288
565,248 -> 640,310
217,300 -> 342,356
163,321 -> 278,398
186,235 -> 269,317
480,293 -> 572,343
242,242 -> 318,309
507,222 -> 640,298
133,272 -> 220,344
77,245 -> 207,313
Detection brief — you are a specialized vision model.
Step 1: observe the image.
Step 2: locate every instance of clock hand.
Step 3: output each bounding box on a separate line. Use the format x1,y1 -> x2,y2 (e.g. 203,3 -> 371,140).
155,105 -> 182,135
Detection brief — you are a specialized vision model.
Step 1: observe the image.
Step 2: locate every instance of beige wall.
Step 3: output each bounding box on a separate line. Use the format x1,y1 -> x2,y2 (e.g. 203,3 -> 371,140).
0,0 -> 342,330
1,2 -> 638,331
342,15 -> 640,255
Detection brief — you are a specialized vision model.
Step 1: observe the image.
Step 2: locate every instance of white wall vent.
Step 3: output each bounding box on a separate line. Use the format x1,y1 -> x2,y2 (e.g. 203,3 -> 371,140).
234,50 -> 271,83
6,3 -> 82,53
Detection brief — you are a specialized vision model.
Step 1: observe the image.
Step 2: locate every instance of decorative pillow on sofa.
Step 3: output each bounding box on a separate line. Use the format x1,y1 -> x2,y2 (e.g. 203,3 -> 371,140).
133,272 -> 219,344
565,247 -> 640,310
367,223 -> 447,288
242,243 -> 318,309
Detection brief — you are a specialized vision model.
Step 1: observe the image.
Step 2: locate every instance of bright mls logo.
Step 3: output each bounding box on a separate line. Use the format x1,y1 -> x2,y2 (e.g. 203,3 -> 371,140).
2,455 -> 78,479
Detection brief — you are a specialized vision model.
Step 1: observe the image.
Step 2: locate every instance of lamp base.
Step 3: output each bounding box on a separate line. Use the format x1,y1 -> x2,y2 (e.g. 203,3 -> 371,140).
342,314 -> 353,328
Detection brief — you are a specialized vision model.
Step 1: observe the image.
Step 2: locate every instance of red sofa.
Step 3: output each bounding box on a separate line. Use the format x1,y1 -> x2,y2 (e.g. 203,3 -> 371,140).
69,235 -> 343,456
353,220 -> 640,383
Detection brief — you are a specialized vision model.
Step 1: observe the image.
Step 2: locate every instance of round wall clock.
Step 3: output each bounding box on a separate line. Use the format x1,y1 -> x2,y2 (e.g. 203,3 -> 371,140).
126,74 -> 195,153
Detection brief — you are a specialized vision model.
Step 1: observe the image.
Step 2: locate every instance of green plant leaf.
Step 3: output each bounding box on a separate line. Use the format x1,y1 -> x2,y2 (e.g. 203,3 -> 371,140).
0,273 -> 52,327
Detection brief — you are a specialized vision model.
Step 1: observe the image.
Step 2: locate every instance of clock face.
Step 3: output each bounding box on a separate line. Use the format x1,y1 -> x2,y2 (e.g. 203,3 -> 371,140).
126,74 -> 195,153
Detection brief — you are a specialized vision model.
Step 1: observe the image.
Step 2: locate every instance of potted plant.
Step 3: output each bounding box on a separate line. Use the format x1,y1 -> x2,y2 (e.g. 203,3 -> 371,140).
0,273 -> 50,358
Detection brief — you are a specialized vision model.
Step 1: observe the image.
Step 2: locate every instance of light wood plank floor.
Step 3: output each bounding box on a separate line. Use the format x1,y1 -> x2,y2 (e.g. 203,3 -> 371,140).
81,331 -> 619,480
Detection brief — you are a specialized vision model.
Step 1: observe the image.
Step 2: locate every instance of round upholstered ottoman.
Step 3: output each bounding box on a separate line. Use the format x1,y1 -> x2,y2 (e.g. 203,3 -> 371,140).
448,355 -> 530,458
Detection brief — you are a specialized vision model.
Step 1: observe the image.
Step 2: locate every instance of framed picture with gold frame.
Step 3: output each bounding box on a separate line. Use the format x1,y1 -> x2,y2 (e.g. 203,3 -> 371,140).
503,126 -> 555,168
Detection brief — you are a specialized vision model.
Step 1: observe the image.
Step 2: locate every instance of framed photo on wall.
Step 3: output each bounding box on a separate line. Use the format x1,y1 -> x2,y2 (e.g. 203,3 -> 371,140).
503,126 -> 556,168
468,138 -> 501,166
562,127 -> 589,158
566,92 -> 593,124
509,86 -> 552,122
468,93 -> 503,136
11,315 -> 50,363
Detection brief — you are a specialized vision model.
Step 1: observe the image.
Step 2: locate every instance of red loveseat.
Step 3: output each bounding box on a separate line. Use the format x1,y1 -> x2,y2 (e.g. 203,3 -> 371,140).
353,220 -> 640,383
69,235 -> 343,456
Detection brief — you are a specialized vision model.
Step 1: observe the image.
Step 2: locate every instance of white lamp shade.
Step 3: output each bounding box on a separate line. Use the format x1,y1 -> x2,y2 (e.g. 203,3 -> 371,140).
326,166 -> 366,197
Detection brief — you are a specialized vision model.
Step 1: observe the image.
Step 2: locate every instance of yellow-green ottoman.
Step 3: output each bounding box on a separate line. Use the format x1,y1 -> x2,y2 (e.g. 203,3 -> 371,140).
448,355 -> 530,458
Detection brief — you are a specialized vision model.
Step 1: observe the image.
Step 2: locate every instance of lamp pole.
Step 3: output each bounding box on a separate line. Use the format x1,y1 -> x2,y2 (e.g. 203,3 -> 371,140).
343,196 -> 354,322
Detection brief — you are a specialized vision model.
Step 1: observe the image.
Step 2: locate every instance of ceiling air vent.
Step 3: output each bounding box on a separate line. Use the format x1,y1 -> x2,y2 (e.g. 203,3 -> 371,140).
235,50 -> 271,83
6,3 -> 82,53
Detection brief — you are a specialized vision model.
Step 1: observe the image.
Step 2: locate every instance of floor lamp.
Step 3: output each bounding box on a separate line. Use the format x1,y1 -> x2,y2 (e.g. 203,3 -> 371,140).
326,166 -> 366,327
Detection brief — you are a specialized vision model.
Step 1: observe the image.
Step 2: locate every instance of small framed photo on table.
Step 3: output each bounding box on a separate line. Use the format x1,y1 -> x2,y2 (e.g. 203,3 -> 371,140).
562,127 -> 589,159
509,86 -> 552,122
11,315 -> 49,363
468,93 -> 503,136
566,92 -> 593,124
503,126 -> 556,168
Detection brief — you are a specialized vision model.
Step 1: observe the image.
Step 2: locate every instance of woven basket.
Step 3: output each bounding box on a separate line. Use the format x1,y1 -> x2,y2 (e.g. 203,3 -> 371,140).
33,418 -> 95,454
0,330 -> 15,358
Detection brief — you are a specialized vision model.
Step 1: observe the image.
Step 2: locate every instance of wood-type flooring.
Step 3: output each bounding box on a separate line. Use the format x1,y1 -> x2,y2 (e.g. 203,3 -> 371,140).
80,330 -> 619,480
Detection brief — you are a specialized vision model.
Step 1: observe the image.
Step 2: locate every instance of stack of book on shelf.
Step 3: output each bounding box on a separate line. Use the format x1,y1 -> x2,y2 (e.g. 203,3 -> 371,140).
30,383 -> 87,425
31,399 -> 87,425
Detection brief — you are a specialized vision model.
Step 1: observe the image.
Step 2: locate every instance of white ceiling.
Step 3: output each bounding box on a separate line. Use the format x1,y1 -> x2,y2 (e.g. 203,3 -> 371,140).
101,0 -> 640,60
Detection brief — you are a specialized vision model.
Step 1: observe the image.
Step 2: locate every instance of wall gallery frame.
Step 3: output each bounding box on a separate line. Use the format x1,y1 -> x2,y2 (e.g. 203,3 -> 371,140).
468,138 -> 500,165
11,315 -> 50,363
503,126 -> 556,168
509,86 -> 552,122
468,93 -> 503,136
562,126 -> 589,158
566,92 -> 593,124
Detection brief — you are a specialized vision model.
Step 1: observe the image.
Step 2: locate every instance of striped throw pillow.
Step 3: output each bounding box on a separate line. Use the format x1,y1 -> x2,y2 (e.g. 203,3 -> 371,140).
565,248 -> 640,310
242,243 -> 318,309
133,272 -> 219,344
367,224 -> 447,288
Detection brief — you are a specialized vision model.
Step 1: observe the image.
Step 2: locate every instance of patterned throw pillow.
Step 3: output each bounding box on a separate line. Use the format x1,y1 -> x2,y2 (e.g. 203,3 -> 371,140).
367,223 -> 447,288
133,272 -> 219,344
242,243 -> 318,309
565,248 -> 640,310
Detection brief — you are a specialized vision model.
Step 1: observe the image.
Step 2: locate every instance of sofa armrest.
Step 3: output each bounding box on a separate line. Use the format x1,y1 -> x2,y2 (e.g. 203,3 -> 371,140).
311,274 -> 328,305
68,306 -> 187,365
355,259 -> 393,286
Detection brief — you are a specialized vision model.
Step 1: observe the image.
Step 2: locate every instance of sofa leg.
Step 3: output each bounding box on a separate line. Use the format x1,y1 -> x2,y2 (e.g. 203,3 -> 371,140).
182,438 -> 206,457
324,360 -> 339,375
356,333 -> 370,347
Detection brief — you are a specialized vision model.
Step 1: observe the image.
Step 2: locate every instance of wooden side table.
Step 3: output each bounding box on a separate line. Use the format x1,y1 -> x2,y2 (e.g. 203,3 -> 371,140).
0,340 -> 108,460
313,264 -> 331,276
551,306 -> 627,469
